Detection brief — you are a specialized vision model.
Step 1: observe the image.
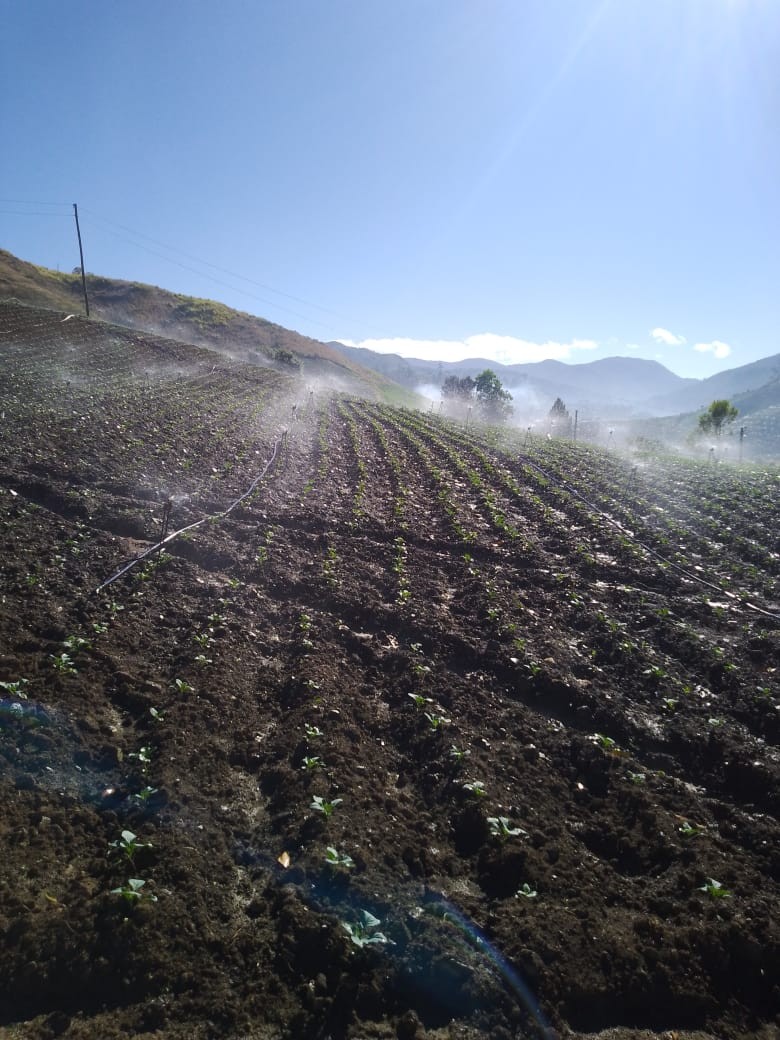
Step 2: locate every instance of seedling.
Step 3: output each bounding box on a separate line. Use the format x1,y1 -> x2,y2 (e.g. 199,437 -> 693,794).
194,654 -> 212,667
699,878 -> 731,899
449,745 -> 470,764
0,679 -> 30,699
325,846 -> 355,869
62,635 -> 90,653
487,816 -> 526,842
149,707 -> 164,723
111,878 -> 157,904
424,712 -> 450,732
128,746 -> 153,769
463,780 -> 487,798
592,733 -> 619,752
132,786 -> 158,805
627,771 -> 646,785
341,909 -> 391,947
408,693 -> 431,711
679,821 -> 705,839
304,724 -> 323,740
109,829 -> 152,863
50,653 -> 77,675
515,883 -> 538,899
91,621 -> 108,635
173,678 -> 193,694
310,795 -> 342,817
301,756 -> 323,771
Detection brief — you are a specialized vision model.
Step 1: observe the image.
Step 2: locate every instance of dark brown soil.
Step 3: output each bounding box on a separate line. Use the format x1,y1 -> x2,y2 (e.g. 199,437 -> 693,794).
1,302 -> 778,1040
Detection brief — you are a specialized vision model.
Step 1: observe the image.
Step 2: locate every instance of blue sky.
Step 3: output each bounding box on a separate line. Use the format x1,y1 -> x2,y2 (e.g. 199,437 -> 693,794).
2,0 -> 778,378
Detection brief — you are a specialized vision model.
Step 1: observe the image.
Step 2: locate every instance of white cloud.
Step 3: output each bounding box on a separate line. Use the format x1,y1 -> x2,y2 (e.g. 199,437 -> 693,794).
693,340 -> 732,360
651,327 -> 686,346
337,334 -> 599,365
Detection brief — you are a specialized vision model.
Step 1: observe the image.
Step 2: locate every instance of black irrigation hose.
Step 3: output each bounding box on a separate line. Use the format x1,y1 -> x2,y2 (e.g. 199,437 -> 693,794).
512,447 -> 780,623
95,433 -> 287,594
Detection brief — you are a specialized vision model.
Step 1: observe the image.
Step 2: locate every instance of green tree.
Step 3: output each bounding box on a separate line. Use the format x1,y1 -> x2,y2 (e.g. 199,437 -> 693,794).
548,397 -> 572,436
698,399 -> 738,438
441,375 -> 475,401
474,369 -> 513,422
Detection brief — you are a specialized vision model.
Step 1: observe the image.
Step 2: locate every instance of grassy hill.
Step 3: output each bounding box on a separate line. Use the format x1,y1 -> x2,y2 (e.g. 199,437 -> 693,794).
0,248 -> 415,406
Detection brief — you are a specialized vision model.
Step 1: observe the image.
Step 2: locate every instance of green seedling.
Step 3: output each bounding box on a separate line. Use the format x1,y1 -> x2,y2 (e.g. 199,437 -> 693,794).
627,771 -> 646,785
679,821 -> 705,839
699,878 -> 731,899
194,654 -> 212,667
91,621 -> 108,635
193,631 -> 213,649
0,679 -> 30,699
449,745 -> 470,763
592,733 -> 619,752
173,678 -> 193,694
109,829 -> 152,863
325,846 -> 355,869
424,712 -> 450,732
342,909 -> 391,948
301,756 -> 323,771
111,878 -> 157,904
487,816 -> 527,842
149,707 -> 164,723
310,795 -> 342,817
408,693 -> 431,711
128,746 -> 153,768
50,653 -> 77,675
304,724 -> 323,740
207,613 -> 226,625
62,635 -> 90,653
132,786 -> 158,805
515,883 -> 538,899
463,780 -> 487,798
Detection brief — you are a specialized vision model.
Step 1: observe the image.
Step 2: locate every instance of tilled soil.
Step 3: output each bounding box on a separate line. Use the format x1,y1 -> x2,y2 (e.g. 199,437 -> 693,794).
0,302 -> 778,1040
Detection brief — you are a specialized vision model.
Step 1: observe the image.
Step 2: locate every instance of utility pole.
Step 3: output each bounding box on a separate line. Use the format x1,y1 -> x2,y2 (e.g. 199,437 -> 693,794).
73,203 -> 90,317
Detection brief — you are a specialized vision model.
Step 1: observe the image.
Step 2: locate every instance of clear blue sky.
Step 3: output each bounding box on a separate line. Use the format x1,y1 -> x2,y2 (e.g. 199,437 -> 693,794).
2,0 -> 778,378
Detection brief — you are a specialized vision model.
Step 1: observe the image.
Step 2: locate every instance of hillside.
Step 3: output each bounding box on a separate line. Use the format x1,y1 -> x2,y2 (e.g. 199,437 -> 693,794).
0,248 -> 414,406
0,300 -> 778,1040
331,341 -> 780,424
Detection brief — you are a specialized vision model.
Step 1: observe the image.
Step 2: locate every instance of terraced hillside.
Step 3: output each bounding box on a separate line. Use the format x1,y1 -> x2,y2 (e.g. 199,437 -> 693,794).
1,302 -> 778,1040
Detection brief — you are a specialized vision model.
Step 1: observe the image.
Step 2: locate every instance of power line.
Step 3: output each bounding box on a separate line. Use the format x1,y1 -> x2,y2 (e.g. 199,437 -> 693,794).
80,217 -> 341,332
81,207 -> 375,332
0,209 -> 70,217
0,198 -> 70,207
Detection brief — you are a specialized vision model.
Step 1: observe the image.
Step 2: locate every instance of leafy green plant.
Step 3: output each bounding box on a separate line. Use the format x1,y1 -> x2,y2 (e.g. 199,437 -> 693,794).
304,724 -> 323,740
699,877 -> 731,899
109,829 -> 152,863
408,692 -> 431,711
515,883 -> 538,899
487,816 -> 526,842
0,679 -> 30,699
301,755 -> 323,771
132,786 -> 158,805
463,780 -> 487,798
449,745 -> 470,764
424,711 -> 450,732
325,846 -> 355,869
62,634 -> 90,653
50,652 -> 77,675
310,795 -> 341,817
149,707 -> 164,723
679,821 -> 705,839
111,878 -> 157,904
342,909 -> 390,947
128,746 -> 153,769
173,678 -> 193,694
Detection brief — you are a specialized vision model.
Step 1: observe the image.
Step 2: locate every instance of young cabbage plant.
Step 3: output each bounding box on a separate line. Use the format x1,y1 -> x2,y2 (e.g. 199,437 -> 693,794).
487,816 -> 527,842
111,877 -> 157,904
341,909 -> 391,948
310,795 -> 342,817
324,846 -> 355,869
109,829 -> 152,863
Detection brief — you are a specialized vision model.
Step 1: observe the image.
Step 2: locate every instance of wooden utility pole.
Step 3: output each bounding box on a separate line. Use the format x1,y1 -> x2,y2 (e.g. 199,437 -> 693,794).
73,203 -> 90,317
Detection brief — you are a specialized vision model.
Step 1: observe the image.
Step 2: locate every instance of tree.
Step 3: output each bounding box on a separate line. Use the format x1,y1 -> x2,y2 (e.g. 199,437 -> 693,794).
441,375 -> 475,401
698,399 -> 738,438
548,397 -> 571,436
474,369 -> 513,422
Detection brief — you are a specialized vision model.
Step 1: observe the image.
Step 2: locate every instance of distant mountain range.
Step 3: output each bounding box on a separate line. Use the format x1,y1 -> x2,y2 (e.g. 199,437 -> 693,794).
331,342 -> 780,420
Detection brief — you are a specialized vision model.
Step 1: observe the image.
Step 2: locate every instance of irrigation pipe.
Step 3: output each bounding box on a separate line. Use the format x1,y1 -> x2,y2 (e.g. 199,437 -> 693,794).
512,447 -> 780,623
95,433 -> 286,594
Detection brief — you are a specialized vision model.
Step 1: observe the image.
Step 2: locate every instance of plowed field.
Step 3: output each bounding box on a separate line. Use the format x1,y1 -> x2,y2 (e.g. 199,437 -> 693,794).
1,302 -> 778,1040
